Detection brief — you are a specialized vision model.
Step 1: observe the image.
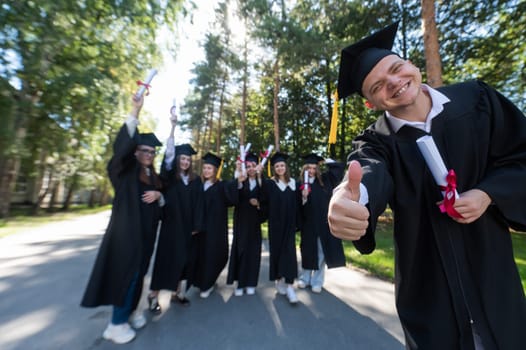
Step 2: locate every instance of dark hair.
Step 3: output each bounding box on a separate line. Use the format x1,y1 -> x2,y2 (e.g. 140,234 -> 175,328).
139,166 -> 163,189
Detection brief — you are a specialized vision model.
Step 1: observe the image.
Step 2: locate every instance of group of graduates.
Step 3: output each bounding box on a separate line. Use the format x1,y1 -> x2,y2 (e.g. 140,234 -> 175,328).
80,20 -> 526,349
80,95 -> 347,344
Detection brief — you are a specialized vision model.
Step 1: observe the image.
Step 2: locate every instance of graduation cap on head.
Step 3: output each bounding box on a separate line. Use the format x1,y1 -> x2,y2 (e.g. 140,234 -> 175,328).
202,152 -> 222,168
245,152 -> 258,164
302,153 -> 324,165
337,22 -> 400,98
270,152 -> 289,166
175,143 -> 197,156
138,133 -> 162,147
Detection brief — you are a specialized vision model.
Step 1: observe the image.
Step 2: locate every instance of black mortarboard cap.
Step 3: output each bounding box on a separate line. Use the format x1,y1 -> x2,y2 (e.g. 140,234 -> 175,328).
270,152 -> 289,166
138,133 -> 162,147
245,152 -> 258,164
337,22 -> 399,98
202,152 -> 222,168
175,143 -> 197,156
302,153 -> 324,165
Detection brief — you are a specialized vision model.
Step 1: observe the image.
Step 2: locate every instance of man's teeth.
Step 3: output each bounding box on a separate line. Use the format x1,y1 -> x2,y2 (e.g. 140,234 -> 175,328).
394,85 -> 408,97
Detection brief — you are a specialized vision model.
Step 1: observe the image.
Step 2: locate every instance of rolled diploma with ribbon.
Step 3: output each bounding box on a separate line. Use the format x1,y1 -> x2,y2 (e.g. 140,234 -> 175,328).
135,68 -> 158,98
260,145 -> 274,166
416,135 -> 462,218
241,143 -> 252,175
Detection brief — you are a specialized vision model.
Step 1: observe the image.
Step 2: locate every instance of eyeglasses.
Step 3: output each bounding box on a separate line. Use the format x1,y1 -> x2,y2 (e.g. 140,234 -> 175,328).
137,148 -> 157,156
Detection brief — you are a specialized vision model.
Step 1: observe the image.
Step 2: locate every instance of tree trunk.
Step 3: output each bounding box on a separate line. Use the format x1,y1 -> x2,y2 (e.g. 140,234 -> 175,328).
99,180 -> 110,206
216,78 -> 227,154
46,180 -> 59,213
421,0 -> 443,87
61,173 -> 78,211
240,29 -> 248,146
272,57 -> 280,151
0,117 -> 27,218
31,168 -> 54,215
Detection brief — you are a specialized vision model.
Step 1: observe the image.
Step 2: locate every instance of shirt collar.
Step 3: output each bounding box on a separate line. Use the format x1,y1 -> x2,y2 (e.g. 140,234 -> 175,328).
385,84 -> 450,133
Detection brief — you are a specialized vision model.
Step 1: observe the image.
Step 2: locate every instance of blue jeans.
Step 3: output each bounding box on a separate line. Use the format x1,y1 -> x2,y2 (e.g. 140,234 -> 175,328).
111,273 -> 138,325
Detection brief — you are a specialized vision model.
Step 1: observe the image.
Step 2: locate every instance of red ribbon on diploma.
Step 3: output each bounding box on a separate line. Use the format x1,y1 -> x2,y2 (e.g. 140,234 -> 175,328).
136,80 -> 151,96
439,169 -> 463,219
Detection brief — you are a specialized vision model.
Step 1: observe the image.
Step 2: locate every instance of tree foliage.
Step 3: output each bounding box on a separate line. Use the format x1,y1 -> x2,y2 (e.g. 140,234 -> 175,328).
0,0 -> 184,217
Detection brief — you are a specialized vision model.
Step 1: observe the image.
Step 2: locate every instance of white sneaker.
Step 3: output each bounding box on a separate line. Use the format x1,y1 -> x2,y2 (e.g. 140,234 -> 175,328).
286,286 -> 298,304
129,311 -> 146,329
275,279 -> 287,295
102,323 -> 136,344
246,287 -> 256,295
234,288 -> 244,296
297,280 -> 307,289
311,286 -> 322,294
200,286 -> 214,298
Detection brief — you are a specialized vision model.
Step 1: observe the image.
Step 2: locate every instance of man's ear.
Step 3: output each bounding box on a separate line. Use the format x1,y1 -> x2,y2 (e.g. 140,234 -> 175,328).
364,100 -> 376,110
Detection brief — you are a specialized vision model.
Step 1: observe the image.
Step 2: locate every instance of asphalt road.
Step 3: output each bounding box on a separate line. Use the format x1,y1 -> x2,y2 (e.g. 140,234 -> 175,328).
0,211 -> 405,349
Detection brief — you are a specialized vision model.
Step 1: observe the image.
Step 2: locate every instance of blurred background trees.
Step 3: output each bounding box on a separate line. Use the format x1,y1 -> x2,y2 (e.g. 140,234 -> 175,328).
1,0 -> 524,217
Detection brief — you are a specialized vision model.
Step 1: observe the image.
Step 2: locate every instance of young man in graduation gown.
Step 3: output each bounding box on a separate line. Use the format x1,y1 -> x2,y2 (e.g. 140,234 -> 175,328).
148,112 -> 204,312
193,152 -> 241,298
227,152 -> 265,296
81,95 -> 164,344
297,153 -> 345,293
328,22 -> 526,349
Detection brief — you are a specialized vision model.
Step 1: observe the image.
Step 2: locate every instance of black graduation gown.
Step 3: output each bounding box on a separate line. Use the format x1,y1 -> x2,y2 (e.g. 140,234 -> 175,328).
150,164 -> 204,291
299,162 -> 346,269
194,179 -> 238,291
227,178 -> 264,288
261,178 -> 299,283
81,125 -> 161,308
349,80 -> 526,350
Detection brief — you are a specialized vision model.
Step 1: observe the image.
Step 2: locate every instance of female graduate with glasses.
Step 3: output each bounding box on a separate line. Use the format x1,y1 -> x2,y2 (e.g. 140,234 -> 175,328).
81,95 -> 164,344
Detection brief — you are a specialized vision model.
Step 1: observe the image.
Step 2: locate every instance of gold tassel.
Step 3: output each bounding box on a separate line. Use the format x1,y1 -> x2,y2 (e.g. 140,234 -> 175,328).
329,91 -> 339,145
216,159 -> 224,180
267,159 -> 271,178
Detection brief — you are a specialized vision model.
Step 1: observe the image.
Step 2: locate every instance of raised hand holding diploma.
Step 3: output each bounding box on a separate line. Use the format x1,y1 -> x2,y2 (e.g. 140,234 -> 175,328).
328,160 -> 370,241
170,98 -> 177,129
135,68 -> 158,99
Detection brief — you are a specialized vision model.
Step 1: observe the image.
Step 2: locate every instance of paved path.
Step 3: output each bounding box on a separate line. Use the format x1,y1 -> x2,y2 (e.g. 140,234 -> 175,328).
0,211 -> 404,349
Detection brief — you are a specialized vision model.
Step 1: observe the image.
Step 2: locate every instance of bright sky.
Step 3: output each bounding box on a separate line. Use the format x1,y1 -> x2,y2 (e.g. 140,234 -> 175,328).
142,1 -> 218,144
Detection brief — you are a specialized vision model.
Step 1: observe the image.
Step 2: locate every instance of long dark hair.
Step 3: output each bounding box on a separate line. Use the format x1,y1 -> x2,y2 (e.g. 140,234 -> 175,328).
139,166 -> 163,190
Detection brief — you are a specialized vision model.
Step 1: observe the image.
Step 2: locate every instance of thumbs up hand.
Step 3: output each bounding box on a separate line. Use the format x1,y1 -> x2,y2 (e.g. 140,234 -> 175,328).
328,160 -> 370,241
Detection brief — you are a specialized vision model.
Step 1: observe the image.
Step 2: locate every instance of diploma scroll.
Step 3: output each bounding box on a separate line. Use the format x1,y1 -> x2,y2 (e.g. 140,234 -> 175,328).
416,135 -> 462,218
303,170 -> 309,192
239,143 -> 251,175
135,68 -> 158,99
259,145 -> 274,166
170,98 -> 177,116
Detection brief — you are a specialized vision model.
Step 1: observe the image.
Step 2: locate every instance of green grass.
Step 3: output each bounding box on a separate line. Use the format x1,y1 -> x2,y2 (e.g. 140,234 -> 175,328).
343,215 -> 526,294
0,204 -> 111,238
